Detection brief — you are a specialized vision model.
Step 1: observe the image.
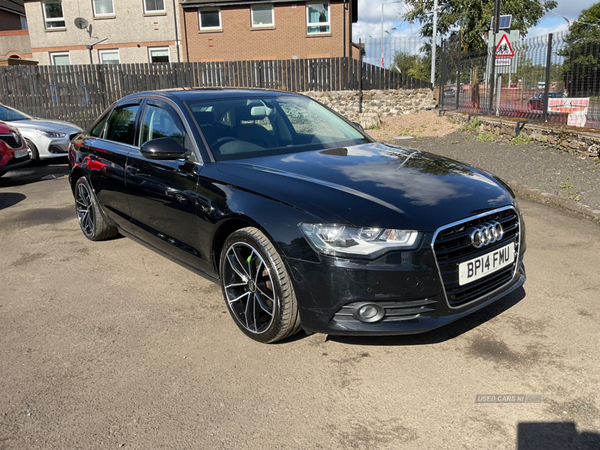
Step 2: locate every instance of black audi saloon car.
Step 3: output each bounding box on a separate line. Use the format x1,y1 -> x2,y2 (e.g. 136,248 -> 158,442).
69,89 -> 526,343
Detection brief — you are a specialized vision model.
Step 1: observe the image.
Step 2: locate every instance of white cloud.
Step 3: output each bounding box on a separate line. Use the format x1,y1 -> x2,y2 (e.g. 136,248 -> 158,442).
527,21 -> 569,38
550,1 -> 593,20
354,0 -> 592,43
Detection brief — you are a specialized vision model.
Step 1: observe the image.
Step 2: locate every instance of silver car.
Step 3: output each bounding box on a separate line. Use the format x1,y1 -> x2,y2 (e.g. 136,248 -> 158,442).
0,103 -> 82,161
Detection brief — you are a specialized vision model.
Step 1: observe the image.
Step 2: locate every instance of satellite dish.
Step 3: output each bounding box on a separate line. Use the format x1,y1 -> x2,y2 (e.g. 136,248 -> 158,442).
74,17 -> 89,30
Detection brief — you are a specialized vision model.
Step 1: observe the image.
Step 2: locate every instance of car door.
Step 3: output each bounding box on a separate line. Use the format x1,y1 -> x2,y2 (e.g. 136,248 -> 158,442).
125,99 -> 205,270
86,102 -> 142,234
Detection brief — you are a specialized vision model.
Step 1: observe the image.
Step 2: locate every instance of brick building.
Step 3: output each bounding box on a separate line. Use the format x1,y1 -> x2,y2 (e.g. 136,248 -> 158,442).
0,0 -> 33,60
23,0 -> 183,65
180,0 -> 358,62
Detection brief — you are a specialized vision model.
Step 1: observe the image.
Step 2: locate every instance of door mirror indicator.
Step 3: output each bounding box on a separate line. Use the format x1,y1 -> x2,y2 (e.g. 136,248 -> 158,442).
141,137 -> 188,160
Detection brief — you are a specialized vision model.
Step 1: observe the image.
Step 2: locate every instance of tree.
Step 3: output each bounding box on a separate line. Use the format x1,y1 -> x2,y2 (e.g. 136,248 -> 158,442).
392,51 -> 430,81
559,3 -> 600,96
402,0 -> 557,52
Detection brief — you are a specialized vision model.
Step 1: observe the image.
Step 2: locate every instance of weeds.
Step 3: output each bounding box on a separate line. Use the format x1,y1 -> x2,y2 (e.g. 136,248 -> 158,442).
461,119 -> 482,132
476,132 -> 495,143
559,179 -> 575,191
511,134 -> 531,145
558,178 -> 581,201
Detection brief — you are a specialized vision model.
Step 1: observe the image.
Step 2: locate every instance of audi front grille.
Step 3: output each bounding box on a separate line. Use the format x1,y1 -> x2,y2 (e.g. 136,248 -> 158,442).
432,206 -> 520,308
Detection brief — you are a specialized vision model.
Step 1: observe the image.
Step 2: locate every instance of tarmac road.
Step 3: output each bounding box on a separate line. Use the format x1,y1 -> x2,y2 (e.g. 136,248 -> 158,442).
1,160 -> 599,450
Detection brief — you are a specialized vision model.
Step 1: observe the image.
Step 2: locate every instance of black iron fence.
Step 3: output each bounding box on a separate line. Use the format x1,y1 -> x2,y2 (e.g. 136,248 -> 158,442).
438,31 -> 600,129
0,56 -> 430,129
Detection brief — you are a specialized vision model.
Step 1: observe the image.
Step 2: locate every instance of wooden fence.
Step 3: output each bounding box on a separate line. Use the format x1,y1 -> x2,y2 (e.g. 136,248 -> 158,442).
0,58 -> 431,129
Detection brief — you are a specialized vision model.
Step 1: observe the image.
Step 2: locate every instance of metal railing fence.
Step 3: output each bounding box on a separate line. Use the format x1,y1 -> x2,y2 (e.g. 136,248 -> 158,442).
438,31 -> 600,129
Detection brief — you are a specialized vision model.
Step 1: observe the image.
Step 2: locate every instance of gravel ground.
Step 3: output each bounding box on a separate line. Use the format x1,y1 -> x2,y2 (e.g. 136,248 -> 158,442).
368,111 -> 600,215
368,110 -> 461,140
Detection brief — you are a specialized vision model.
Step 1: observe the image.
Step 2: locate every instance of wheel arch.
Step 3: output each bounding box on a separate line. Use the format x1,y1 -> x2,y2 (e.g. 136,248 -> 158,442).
211,216 -> 279,277
69,166 -> 86,193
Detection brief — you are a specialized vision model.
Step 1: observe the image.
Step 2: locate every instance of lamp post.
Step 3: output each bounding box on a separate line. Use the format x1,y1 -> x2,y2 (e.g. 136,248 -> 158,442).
430,0 -> 439,85
86,37 -> 108,64
381,1 -> 403,68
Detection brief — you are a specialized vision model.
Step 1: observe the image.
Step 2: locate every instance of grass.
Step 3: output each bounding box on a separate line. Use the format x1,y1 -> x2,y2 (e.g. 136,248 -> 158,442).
511,134 -> 531,145
365,125 -> 380,130
476,132 -> 495,143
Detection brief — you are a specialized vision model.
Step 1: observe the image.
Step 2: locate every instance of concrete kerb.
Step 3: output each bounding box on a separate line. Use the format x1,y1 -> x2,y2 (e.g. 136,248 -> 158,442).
508,181 -> 600,223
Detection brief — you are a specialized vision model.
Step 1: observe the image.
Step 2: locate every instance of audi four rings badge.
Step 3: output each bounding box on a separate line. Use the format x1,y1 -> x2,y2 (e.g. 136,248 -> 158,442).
470,222 -> 504,248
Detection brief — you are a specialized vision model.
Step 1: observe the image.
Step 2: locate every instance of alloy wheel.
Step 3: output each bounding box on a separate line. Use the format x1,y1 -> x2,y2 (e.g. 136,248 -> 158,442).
223,242 -> 277,334
76,182 -> 95,237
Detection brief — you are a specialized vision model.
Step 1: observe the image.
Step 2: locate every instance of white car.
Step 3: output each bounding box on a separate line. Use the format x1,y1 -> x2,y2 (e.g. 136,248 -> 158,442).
0,103 -> 82,161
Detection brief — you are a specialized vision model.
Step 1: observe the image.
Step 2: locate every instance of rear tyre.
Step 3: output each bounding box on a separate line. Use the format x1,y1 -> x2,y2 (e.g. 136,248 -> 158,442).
220,227 -> 301,343
74,177 -> 118,241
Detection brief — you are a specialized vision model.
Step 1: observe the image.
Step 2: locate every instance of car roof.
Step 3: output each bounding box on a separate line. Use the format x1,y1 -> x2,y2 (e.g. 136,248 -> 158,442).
118,88 -> 301,105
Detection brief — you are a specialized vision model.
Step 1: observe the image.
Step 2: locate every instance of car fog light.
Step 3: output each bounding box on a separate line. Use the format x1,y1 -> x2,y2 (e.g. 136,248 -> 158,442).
355,303 -> 385,323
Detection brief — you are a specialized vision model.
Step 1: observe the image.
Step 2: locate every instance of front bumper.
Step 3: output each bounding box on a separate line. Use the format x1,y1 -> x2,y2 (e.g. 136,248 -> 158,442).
288,252 -> 525,336
287,206 -> 526,336
0,154 -> 32,174
31,132 -> 80,159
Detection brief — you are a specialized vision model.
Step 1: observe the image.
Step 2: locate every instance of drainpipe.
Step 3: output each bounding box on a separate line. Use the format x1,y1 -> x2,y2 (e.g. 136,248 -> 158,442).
172,0 -> 181,62
182,7 -> 190,62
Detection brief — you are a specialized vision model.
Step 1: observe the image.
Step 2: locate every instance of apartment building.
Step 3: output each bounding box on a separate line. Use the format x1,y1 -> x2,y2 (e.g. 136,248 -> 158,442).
23,0 -> 182,65
0,0 -> 33,60
180,0 -> 358,62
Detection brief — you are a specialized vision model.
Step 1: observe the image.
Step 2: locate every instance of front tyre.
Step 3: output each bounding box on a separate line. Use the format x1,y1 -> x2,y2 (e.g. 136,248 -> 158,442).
220,227 -> 301,343
24,138 -> 40,162
74,177 -> 118,241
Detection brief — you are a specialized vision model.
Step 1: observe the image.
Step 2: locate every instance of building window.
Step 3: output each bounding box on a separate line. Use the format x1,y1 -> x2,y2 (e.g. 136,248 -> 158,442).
20,17 -> 28,30
307,2 -> 330,34
144,0 -> 165,13
43,0 -> 66,29
99,50 -> 119,65
149,47 -> 170,63
50,52 -> 70,65
251,4 -> 274,28
199,8 -> 221,31
93,0 -> 114,17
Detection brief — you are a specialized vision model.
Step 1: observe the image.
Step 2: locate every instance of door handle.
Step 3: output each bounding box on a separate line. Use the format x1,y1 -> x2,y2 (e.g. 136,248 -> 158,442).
126,164 -> 139,175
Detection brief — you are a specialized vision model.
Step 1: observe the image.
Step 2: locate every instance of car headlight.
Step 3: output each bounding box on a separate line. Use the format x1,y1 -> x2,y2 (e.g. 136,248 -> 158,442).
35,129 -> 67,138
299,223 -> 420,258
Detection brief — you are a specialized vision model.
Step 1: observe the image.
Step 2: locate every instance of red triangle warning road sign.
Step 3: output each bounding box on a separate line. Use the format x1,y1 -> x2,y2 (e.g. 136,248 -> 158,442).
495,34 -> 515,57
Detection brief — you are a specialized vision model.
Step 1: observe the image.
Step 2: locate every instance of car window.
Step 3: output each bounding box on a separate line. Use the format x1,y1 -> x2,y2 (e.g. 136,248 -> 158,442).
89,109 -> 111,137
279,101 -> 346,138
104,104 -> 140,145
0,104 -> 31,121
187,95 -> 367,161
140,104 -> 185,147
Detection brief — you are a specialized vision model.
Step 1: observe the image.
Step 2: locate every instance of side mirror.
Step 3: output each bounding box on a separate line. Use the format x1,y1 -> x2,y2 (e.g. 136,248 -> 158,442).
141,137 -> 188,160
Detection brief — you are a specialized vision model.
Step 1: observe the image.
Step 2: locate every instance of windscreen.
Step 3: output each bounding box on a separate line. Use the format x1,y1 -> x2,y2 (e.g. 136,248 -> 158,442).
0,104 -> 32,121
187,95 -> 367,160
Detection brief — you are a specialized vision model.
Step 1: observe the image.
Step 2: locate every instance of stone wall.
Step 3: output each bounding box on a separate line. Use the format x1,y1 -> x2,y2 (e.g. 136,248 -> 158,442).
302,89 -> 436,123
445,111 -> 600,159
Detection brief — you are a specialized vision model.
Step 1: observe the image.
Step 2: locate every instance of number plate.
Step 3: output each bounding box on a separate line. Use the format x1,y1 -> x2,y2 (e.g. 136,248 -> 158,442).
14,149 -> 28,159
458,242 -> 515,286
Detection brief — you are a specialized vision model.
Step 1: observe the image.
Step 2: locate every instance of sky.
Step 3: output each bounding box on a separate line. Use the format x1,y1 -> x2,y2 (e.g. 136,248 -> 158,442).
353,0 -> 593,42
